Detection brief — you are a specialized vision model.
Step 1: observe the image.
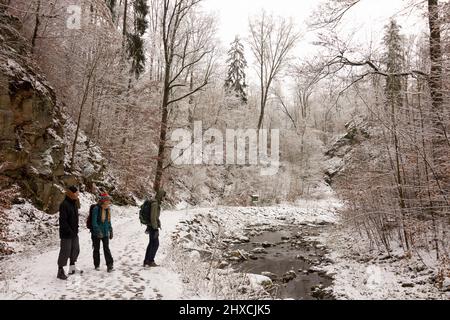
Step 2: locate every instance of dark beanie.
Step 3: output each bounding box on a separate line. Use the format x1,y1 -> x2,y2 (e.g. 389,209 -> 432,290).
68,186 -> 79,193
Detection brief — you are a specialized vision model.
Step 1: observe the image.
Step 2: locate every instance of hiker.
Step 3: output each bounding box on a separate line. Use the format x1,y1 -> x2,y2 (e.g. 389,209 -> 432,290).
143,190 -> 166,268
57,186 -> 83,280
91,193 -> 114,272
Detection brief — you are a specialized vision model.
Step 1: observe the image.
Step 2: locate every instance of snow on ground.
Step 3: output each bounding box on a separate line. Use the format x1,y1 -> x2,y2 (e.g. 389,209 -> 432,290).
0,198 -> 340,300
1,201 -> 59,255
167,202 -> 341,299
311,227 -> 450,300
0,196 -> 191,300
1,192 -> 447,300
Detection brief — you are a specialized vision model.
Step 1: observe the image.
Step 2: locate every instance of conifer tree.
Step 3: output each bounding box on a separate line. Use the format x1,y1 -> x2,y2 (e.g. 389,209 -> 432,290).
383,19 -> 404,109
125,0 -> 149,79
225,36 -> 248,103
106,0 -> 117,21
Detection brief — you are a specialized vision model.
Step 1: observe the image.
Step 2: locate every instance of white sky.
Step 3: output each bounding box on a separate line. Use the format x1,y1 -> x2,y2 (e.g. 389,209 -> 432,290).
202,0 -> 426,54
200,0 -> 427,85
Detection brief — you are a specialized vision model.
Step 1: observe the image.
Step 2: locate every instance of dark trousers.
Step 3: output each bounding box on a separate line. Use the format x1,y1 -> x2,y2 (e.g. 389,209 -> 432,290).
144,229 -> 160,263
57,237 -> 80,268
92,236 -> 114,268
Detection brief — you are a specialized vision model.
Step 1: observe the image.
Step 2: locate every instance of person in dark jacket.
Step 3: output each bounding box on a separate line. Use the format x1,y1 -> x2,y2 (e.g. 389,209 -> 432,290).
91,193 -> 114,272
143,189 -> 166,268
57,186 -> 82,280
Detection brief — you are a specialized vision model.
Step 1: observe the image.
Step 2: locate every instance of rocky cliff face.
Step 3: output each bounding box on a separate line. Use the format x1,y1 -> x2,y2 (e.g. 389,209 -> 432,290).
0,13 -> 67,214
324,117 -> 371,185
0,13 -> 134,215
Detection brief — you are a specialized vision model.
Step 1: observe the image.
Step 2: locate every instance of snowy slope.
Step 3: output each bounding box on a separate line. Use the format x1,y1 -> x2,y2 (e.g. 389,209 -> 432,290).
0,204 -> 189,300
1,195 -> 447,300
0,197 -> 340,300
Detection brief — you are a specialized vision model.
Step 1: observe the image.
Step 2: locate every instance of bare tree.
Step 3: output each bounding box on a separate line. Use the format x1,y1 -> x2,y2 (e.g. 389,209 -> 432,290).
248,10 -> 300,131
153,0 -> 217,193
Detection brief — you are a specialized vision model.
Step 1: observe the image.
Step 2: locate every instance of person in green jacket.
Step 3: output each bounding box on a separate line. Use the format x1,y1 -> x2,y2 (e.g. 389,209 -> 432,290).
143,189 -> 166,268
91,193 -> 114,272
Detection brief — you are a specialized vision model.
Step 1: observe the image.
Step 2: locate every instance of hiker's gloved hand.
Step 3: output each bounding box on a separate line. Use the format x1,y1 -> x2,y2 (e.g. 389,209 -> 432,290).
109,229 -> 113,240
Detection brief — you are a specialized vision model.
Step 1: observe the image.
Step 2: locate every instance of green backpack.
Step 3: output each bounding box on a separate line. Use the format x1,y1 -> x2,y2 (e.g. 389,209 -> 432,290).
139,199 -> 154,225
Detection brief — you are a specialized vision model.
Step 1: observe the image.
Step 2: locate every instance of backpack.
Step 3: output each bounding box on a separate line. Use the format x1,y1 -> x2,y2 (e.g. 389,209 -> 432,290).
86,204 -> 100,230
139,199 -> 154,226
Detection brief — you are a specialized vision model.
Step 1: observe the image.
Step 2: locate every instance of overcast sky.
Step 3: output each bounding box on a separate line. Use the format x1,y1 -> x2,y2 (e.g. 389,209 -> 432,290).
202,0 -> 426,55
200,0 -> 427,85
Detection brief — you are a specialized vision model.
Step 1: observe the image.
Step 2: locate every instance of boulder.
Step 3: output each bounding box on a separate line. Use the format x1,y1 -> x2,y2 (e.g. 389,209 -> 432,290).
442,277 -> 450,292
0,14 -> 66,214
247,274 -> 273,289
261,241 -> 272,248
252,247 -> 268,254
282,270 -> 297,283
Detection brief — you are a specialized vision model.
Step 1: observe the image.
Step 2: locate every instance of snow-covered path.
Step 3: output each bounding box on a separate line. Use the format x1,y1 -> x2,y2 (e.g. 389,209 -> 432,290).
1,198 -> 446,300
0,206 -> 189,300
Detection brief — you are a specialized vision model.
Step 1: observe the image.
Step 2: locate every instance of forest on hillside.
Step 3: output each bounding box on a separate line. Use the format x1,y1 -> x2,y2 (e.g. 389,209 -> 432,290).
0,0 -> 449,300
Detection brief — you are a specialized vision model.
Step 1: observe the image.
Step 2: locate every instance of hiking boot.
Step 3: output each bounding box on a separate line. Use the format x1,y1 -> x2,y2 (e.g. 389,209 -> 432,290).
57,268 -> 68,280
94,266 -> 100,271
69,265 -> 84,275
143,261 -> 153,268
107,265 -> 114,273
149,262 -> 159,267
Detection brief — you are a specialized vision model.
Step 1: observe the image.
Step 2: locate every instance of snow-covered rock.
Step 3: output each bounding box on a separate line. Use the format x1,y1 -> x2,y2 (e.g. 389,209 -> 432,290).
0,12 -> 66,215
252,247 -> 268,254
247,274 -> 273,289
442,277 -> 450,292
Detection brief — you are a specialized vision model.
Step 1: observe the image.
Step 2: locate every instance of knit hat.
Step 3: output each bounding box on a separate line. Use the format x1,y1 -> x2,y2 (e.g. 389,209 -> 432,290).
98,193 -> 111,202
68,186 -> 79,193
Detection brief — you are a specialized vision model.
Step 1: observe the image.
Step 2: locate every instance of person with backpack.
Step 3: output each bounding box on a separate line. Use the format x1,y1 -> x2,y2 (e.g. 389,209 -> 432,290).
142,189 -> 166,268
89,193 -> 114,272
57,186 -> 83,280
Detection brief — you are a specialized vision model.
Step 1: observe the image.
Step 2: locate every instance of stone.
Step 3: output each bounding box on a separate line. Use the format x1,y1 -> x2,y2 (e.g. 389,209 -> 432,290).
247,274 -> 273,288
189,250 -> 201,262
252,247 -> 268,254
261,242 -> 272,248
228,250 -> 248,260
217,261 -> 229,269
0,94 -> 11,109
442,277 -> 450,292
0,12 -> 134,215
228,257 -> 241,262
282,270 -> 297,283
261,272 -> 278,281
237,236 -> 250,243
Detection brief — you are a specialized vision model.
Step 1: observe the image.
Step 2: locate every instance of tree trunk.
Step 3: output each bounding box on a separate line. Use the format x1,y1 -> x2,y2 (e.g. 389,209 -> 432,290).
70,59 -> 98,171
427,0 -> 444,260
153,65 -> 171,194
428,0 -> 445,159
31,0 -> 41,53
123,0 -> 128,40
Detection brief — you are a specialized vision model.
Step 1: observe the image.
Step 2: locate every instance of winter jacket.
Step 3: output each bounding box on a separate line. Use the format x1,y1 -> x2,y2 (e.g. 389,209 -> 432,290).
59,196 -> 79,239
150,201 -> 162,230
91,206 -> 113,239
